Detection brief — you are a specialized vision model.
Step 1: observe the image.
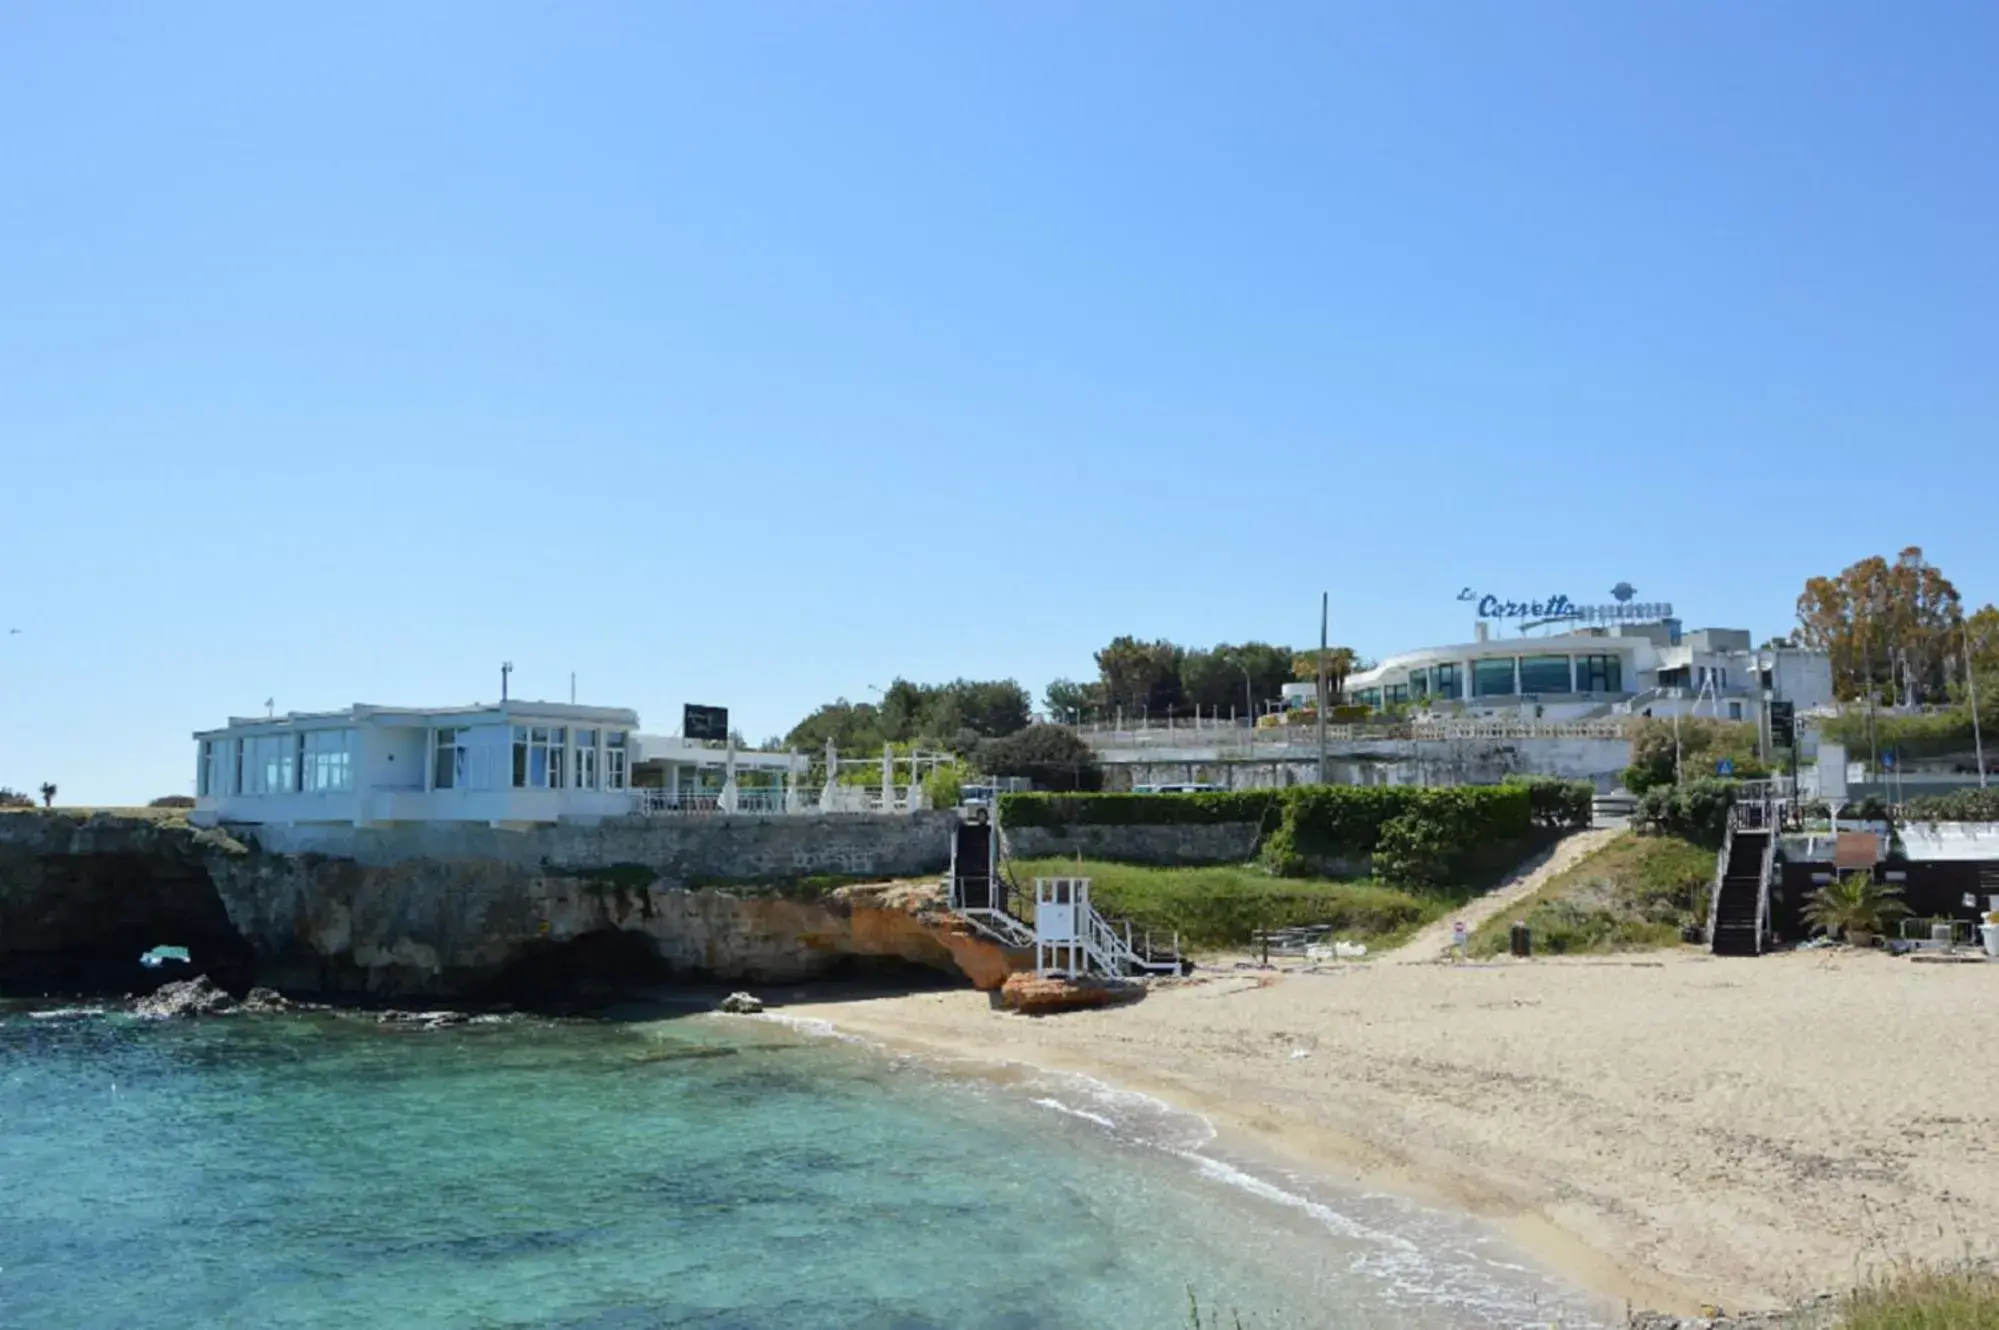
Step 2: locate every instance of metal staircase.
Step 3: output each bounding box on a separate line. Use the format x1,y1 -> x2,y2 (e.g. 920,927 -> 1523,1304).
946,814 -> 1181,979
1708,788 -> 1778,956
947,815 -> 1034,949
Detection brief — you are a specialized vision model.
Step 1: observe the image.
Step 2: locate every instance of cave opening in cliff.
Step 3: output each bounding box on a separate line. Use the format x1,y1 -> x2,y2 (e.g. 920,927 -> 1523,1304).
0,853 -> 258,998
483,929 -> 679,1005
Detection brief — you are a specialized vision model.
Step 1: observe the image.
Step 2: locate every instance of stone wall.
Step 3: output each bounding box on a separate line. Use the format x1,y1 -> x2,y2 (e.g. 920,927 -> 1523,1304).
1001,821 -> 1263,867
243,810 -> 958,882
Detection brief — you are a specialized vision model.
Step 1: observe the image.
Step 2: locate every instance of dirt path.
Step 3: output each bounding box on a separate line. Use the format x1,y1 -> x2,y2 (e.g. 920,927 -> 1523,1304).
1380,827 -> 1624,964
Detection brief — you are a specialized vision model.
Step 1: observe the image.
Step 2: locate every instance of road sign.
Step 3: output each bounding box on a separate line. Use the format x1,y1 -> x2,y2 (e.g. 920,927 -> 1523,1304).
1716,757 -> 1734,776
1882,751 -> 1897,771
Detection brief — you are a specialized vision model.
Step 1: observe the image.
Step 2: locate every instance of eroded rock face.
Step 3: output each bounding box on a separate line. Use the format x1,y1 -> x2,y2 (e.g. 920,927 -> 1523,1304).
133,975 -> 236,1018
0,813 -> 1032,1001
718,992 -> 764,1014
998,972 -> 1144,1016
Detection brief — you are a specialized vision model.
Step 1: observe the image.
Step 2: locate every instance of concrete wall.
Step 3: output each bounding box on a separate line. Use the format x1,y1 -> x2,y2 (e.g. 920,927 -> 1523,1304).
1103,737 -> 1633,795
242,810 -> 960,883
1001,821 -> 1264,867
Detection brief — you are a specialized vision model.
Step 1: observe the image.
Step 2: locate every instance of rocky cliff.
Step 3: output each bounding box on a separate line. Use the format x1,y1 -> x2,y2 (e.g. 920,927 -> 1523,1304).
0,812 -> 1024,1001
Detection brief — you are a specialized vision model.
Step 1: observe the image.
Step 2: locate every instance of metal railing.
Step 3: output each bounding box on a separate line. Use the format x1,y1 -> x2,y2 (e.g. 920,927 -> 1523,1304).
1069,716 -> 1632,750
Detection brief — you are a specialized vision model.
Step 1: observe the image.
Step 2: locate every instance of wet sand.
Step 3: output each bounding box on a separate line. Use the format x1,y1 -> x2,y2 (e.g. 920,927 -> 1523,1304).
788,948 -> 1999,1313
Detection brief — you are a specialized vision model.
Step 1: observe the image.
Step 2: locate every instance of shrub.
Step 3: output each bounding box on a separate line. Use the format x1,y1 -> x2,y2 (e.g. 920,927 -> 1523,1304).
1633,777 -> 1737,848
1372,812 -> 1452,889
1903,788 -> 1999,823
1622,717 -> 1768,794
1503,776 -> 1594,830
148,795 -> 197,809
0,787 -> 33,810
1001,784 -> 1533,885
973,724 -> 1103,792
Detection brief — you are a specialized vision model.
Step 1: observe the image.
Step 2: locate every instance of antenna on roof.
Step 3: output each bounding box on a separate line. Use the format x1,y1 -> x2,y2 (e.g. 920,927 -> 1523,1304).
265,697 -> 275,718
501,662 -> 514,704
570,671 -> 576,705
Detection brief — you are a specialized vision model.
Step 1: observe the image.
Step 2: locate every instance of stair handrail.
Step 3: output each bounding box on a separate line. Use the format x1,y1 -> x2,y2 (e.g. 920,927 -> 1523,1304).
1753,825 -> 1777,955
1706,816 -> 1735,948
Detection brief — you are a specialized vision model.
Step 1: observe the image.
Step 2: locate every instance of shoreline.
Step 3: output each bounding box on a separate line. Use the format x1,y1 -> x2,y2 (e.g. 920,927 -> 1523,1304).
773,950 -> 1999,1319
777,988 -> 1675,1317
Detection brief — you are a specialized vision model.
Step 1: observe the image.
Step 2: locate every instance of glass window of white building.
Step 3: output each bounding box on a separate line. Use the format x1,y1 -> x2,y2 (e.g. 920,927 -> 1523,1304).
244,733 -> 296,794
1576,654 -> 1623,693
434,728 -> 468,790
606,732 -> 628,790
1431,663 -> 1462,700
1472,658 -> 1517,698
511,726 -> 569,789
574,729 -> 598,790
300,729 -> 354,792
1518,655 -> 1571,694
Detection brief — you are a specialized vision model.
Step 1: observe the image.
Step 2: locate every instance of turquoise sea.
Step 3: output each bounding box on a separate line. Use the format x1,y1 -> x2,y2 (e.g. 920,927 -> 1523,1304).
0,1000 -> 1611,1329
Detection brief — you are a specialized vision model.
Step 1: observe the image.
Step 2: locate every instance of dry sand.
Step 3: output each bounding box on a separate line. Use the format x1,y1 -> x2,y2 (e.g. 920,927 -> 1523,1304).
793,945 -> 1999,1313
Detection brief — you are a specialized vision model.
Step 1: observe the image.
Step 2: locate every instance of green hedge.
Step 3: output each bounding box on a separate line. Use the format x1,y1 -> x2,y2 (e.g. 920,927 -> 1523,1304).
999,784 -> 1534,884
1503,776 -> 1595,831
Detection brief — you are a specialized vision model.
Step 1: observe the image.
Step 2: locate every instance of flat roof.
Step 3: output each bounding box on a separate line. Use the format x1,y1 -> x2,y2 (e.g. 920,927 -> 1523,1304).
194,700 -> 641,739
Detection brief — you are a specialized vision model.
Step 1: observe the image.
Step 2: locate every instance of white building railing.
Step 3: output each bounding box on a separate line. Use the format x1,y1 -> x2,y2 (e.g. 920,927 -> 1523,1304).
1067,715 -> 1633,751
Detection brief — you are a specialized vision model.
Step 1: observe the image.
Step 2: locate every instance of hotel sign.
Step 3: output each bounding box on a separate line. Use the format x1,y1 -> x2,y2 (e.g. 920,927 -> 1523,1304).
1458,585 -> 1672,629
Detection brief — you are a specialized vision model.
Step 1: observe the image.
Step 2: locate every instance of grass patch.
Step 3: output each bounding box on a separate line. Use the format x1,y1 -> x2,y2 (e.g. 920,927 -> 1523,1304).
1009,857 -> 1447,952
1843,1262 -> 1999,1329
1467,831 -> 1713,958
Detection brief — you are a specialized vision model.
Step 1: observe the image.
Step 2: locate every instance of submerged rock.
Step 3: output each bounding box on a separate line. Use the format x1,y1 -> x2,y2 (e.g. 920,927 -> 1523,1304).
717,991 -> 764,1014
134,975 -> 235,1019
239,987 -> 292,1013
376,1009 -> 469,1029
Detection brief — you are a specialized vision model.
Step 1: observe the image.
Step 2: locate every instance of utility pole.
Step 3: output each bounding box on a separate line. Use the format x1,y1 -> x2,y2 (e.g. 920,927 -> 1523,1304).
1968,617 -> 1989,790
570,672 -> 577,705
1239,658 -> 1254,733
1316,591 -> 1330,786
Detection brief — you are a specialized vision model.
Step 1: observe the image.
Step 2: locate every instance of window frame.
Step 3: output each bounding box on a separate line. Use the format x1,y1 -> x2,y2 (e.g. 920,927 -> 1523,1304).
1472,657 -> 1518,698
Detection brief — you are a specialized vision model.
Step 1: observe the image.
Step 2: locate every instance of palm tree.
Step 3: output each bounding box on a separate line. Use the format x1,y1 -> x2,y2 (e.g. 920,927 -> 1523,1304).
1801,871 -> 1909,943
1292,646 -> 1360,700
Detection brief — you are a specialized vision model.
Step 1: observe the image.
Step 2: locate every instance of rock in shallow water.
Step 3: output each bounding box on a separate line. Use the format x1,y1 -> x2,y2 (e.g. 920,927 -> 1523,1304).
239,987 -> 292,1013
717,992 -> 764,1014
134,975 -> 235,1019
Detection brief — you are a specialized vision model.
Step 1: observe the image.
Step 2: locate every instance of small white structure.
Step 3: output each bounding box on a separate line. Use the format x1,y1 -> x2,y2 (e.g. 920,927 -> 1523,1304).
193,702 -> 642,828
628,733 -> 810,815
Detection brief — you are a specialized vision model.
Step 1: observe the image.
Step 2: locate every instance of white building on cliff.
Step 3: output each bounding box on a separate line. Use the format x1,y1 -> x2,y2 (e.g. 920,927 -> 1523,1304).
191,702 -> 809,828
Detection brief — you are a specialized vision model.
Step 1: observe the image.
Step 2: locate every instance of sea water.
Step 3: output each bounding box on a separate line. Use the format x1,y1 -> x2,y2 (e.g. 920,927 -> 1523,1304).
0,1002 -> 1612,1329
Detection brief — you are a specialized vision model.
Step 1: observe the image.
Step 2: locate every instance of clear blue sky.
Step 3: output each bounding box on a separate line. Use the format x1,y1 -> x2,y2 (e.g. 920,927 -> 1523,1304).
4,2 -> 1996,804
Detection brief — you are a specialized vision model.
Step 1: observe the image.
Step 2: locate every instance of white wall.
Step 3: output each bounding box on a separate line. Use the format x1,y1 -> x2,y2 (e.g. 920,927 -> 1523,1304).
359,725 -> 427,791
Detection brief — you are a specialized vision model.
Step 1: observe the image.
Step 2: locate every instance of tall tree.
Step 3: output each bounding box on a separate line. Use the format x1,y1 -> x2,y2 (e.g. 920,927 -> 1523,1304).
1796,547 -> 1964,703
1093,636 -> 1184,716
1042,678 -> 1104,725
783,701 -> 886,754
1179,641 -> 1295,717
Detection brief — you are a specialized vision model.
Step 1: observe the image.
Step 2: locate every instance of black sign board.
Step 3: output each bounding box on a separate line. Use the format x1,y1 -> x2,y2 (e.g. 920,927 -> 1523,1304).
1769,700 -> 1796,749
684,704 -> 730,742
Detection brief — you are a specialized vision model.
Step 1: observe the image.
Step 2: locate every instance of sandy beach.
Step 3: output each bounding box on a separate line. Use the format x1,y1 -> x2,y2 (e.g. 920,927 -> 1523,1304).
793,945 -> 1999,1314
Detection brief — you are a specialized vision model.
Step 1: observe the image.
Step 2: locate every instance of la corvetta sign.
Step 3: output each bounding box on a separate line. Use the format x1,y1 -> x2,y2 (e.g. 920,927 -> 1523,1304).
1458,586 -> 1671,629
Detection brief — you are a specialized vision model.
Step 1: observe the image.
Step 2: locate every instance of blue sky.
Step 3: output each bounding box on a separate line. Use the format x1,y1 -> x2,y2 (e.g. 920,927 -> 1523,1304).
4,2 -> 1996,803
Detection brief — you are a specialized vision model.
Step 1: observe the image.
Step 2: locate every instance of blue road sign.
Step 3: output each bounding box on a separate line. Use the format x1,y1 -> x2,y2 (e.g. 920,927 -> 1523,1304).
1716,758 -> 1734,776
